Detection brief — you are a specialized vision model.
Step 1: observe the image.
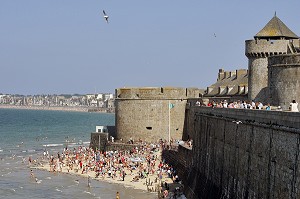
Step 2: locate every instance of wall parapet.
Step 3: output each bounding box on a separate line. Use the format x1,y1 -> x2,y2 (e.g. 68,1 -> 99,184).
190,105 -> 300,129
115,87 -> 200,99
245,39 -> 289,57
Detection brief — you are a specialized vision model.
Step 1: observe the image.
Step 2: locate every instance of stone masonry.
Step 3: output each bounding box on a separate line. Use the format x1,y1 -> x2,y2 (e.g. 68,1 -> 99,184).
115,87 -> 200,142
178,105 -> 300,199
268,54 -> 300,110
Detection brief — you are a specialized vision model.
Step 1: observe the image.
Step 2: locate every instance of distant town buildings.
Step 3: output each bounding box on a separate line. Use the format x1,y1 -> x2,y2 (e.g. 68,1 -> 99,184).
0,93 -> 115,110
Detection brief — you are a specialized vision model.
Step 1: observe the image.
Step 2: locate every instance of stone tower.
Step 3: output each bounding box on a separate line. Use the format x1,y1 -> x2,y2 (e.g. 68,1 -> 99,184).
115,87 -> 200,142
245,14 -> 299,102
268,54 -> 300,110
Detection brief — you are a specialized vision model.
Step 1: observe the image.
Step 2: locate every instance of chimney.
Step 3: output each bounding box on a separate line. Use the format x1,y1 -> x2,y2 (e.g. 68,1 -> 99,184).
230,71 -> 236,78
236,69 -> 247,79
218,69 -> 225,81
224,71 -> 231,79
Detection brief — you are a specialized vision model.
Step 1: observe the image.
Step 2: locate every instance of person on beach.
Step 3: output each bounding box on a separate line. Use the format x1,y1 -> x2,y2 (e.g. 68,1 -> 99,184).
87,175 -> 91,187
116,191 -> 120,199
28,156 -> 32,165
39,140 -> 182,196
163,189 -> 169,198
122,169 -> 125,181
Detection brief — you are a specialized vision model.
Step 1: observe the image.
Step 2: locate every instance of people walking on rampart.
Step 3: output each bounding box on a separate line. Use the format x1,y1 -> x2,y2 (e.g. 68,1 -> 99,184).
199,99 -> 286,111
290,100 -> 299,112
257,102 -> 264,109
223,100 -> 228,108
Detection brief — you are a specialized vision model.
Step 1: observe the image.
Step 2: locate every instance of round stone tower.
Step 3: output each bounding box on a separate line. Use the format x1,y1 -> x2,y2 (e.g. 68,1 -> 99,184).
268,54 -> 300,110
115,87 -> 200,142
245,14 -> 299,102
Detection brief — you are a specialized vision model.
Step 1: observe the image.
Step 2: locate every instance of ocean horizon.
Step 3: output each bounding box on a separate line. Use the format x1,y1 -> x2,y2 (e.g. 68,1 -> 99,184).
0,108 -> 156,199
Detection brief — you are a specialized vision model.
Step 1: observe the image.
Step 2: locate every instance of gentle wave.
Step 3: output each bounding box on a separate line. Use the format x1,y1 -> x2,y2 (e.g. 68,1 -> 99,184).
43,144 -> 64,147
22,149 -> 36,153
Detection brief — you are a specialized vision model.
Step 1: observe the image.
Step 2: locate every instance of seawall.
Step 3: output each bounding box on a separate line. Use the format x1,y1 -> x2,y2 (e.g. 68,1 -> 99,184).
165,105 -> 300,199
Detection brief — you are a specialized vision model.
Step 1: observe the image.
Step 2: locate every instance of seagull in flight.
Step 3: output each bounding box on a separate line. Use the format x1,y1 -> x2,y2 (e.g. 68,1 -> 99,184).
103,10 -> 109,23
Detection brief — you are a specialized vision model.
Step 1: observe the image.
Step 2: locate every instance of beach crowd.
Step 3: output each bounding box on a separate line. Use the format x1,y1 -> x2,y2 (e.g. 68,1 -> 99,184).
33,140 -> 185,199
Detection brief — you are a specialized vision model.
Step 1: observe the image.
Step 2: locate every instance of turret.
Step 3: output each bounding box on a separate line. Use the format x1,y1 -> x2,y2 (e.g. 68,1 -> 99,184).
245,14 -> 299,102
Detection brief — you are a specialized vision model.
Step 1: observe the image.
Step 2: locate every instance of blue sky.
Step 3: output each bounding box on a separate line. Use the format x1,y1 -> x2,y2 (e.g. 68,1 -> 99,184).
1,0 -> 300,95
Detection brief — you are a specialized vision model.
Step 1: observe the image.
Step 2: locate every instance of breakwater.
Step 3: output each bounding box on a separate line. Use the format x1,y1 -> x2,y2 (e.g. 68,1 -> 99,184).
164,105 -> 300,199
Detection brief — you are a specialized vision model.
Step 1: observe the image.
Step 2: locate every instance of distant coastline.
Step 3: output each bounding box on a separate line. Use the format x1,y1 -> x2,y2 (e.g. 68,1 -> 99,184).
0,104 -> 115,113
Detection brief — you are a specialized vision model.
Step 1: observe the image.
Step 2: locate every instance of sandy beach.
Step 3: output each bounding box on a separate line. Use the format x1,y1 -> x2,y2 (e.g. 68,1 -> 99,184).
32,143 -> 185,198
0,104 -> 114,113
0,104 -> 89,112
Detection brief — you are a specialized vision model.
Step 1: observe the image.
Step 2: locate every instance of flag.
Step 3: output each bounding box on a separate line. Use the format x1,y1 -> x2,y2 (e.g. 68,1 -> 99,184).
169,103 -> 175,109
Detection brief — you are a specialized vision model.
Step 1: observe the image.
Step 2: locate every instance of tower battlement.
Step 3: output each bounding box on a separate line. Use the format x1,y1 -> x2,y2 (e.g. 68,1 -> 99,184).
116,87 -> 200,99
245,39 -> 290,57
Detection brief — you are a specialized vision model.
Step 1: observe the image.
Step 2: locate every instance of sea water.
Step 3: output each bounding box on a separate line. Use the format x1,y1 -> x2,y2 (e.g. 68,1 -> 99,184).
0,108 -> 155,199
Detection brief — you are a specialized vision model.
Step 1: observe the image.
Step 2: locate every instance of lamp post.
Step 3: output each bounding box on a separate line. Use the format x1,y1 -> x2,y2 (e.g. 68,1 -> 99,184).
168,101 -> 175,144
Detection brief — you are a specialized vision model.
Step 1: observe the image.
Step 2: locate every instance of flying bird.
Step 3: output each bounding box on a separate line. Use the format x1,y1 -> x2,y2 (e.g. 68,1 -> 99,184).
214,33 -> 216,37
103,10 -> 109,23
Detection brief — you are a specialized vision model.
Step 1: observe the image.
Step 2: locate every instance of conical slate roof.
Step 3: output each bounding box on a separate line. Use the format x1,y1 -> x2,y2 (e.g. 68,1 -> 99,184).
254,15 -> 298,39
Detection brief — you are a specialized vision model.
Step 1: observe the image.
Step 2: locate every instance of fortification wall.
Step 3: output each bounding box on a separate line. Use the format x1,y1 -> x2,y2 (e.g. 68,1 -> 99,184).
180,106 -> 300,199
90,132 -> 108,152
115,87 -> 200,142
268,54 -> 300,110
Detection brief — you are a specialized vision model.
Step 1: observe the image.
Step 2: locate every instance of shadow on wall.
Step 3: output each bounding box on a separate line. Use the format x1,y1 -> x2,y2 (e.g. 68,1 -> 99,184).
254,87 -> 269,104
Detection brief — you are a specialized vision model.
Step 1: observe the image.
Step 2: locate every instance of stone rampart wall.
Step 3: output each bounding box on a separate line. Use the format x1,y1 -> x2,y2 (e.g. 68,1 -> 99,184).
162,145 -> 192,183
90,132 -> 109,152
182,106 -> 300,199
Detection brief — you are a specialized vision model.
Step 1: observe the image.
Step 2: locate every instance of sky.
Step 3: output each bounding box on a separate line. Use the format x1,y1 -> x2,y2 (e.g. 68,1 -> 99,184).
1,0 -> 300,95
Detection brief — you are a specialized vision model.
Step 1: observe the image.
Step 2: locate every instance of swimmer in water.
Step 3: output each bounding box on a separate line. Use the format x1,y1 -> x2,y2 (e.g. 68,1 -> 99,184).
30,170 -> 35,178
